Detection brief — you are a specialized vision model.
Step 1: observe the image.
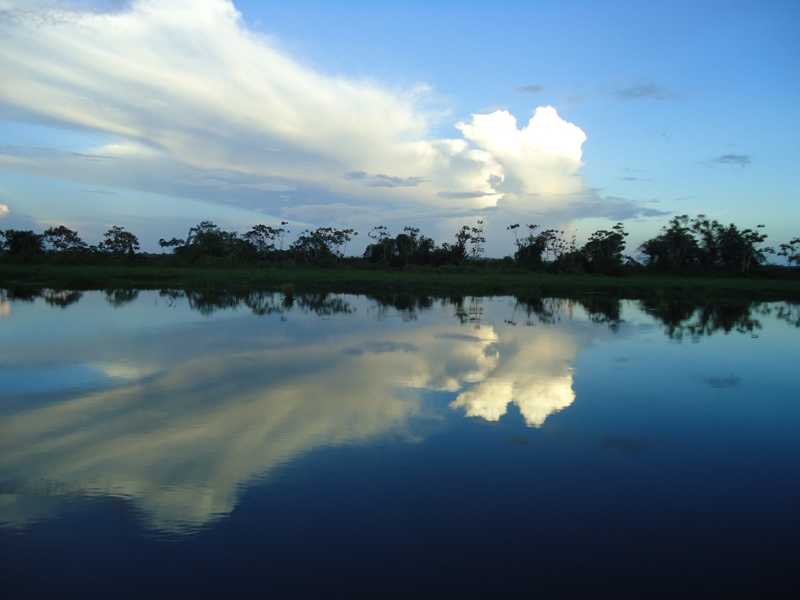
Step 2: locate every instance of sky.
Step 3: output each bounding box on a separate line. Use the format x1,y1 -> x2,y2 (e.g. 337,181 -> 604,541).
1,0 -> 798,257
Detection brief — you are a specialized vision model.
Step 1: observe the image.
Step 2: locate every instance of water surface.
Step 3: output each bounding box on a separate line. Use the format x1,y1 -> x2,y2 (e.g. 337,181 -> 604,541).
1,290 -> 799,598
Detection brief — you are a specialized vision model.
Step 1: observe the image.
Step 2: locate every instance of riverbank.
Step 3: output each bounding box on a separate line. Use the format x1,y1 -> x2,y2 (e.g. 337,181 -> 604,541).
3,263 -> 800,302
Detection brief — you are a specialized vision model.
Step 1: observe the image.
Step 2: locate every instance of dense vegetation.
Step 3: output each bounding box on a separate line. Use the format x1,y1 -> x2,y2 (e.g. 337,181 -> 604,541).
2,216 -> 799,299
3,215 -> 799,270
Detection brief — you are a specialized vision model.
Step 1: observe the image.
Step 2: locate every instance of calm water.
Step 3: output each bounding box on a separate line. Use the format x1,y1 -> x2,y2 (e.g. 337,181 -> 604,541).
1,289 -> 799,598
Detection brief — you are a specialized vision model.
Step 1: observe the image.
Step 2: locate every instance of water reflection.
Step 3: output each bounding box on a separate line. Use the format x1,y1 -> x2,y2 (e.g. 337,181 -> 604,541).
640,299 -> 769,340
6,286 -> 795,335
43,288 -> 84,308
1,289 -> 797,537
449,300 -> 582,426
105,288 -> 139,306
775,301 -> 800,327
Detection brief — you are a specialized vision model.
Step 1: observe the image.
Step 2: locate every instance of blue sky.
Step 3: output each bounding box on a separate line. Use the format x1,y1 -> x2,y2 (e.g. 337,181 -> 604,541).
1,0 -> 798,256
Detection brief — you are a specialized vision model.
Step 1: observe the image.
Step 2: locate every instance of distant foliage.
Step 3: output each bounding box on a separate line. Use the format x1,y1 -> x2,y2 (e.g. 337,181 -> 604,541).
639,214 -> 773,273
507,224 -> 582,273
98,226 -> 140,258
1,229 -> 45,257
43,226 -> 88,254
363,226 -> 437,267
2,215 -> 797,278
289,227 -> 357,265
778,237 -> 800,267
581,223 -> 629,274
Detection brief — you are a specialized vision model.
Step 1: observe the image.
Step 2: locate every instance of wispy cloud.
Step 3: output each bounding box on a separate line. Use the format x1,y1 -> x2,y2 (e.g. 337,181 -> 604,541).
437,191 -> 496,199
343,171 -> 426,188
516,84 -> 545,94
707,154 -> 752,169
611,79 -> 678,102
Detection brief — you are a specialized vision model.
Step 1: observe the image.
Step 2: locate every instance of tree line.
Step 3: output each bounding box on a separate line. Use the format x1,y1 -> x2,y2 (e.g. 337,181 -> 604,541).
2,215 -> 799,274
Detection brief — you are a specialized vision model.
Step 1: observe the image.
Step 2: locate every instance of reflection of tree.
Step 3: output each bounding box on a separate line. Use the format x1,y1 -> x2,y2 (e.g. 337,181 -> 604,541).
3,288 -> 41,302
508,297 -> 563,325
641,300 -> 763,341
42,289 -> 83,308
244,291 -> 290,316
367,294 -> 435,321
293,293 -> 353,316
367,294 -> 433,312
158,289 -> 183,308
774,302 -> 800,328
452,296 -> 483,325
581,296 -> 623,331
162,289 -> 354,317
185,289 -> 242,315
104,288 -> 140,307
640,299 -> 697,337
509,296 -> 623,329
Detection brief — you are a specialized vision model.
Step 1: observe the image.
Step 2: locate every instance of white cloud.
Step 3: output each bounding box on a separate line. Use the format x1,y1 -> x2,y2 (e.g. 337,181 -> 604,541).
0,0 -> 645,252
457,107 -> 587,200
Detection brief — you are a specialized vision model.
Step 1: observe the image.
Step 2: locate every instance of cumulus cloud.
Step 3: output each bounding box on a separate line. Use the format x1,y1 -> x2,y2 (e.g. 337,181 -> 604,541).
0,0 -> 654,253
456,107 -> 587,201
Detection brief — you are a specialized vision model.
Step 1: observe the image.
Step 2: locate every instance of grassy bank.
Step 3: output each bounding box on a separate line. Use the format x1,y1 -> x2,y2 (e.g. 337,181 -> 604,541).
3,263 -> 800,302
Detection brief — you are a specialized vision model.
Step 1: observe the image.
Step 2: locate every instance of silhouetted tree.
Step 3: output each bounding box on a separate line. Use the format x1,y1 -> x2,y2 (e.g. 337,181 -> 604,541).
43,226 -> 88,254
365,226 -> 438,267
508,223 -> 546,270
2,229 -> 45,257
581,223 -> 628,273
365,225 -> 394,266
469,220 -> 486,260
290,227 -> 357,264
98,225 -> 139,257
452,225 -> 471,265
640,215 -> 699,270
184,221 -> 226,259
158,237 -> 185,253
716,223 -> 772,273
549,231 -> 581,273
397,227 -> 436,266
779,237 -> 800,267
242,222 -> 289,259
690,214 -> 723,268
640,215 -> 773,273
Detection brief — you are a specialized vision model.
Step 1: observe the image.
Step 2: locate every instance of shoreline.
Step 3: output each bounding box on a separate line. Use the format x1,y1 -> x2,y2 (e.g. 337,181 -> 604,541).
3,263 -> 800,302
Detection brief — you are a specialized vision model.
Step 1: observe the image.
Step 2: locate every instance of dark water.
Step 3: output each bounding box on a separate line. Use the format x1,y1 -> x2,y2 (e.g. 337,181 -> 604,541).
1,289 -> 799,598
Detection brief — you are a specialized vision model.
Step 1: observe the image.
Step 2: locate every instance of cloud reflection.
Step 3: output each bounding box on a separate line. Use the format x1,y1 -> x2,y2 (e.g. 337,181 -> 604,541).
450,330 -> 577,427
0,294 -> 602,533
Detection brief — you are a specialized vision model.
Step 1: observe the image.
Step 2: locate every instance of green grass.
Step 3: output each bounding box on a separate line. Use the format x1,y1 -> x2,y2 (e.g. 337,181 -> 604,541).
2,263 -> 800,301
